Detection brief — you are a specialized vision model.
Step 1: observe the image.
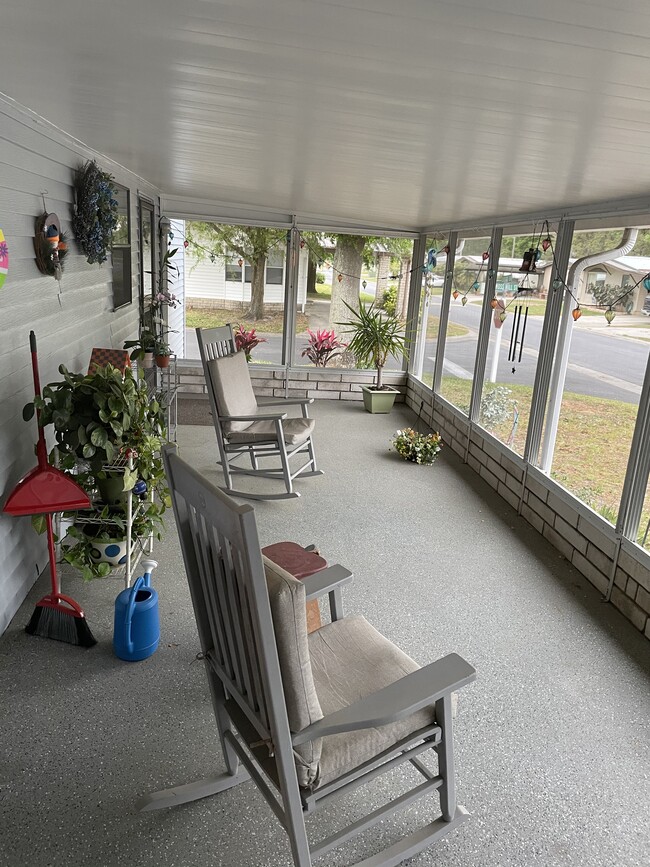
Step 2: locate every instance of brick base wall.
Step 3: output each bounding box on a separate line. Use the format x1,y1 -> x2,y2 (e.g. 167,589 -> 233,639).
406,375 -> 650,641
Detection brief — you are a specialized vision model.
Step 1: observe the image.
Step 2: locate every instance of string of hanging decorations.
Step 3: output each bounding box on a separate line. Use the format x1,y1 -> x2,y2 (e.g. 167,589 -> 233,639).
452,244 -> 494,307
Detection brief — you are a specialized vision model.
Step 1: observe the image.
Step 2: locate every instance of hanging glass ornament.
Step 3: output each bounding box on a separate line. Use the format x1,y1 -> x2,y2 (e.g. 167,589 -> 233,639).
644,276 -> 650,292
534,248 -> 541,262
238,258 -> 244,267
452,290 -> 459,300
183,240 -> 189,249
300,239 -> 305,249
169,231 -> 174,241
337,273 -> 343,282
542,237 -> 552,252
210,253 -> 216,263
362,280 -> 367,289
605,309 -> 615,324
461,296 -> 468,306
553,278 -> 562,290
490,298 -> 498,309
572,307 -> 582,321
499,310 -> 507,322
472,281 -> 480,290
427,250 -> 437,270
443,244 -> 450,255
488,269 -> 495,277
482,251 -> 490,261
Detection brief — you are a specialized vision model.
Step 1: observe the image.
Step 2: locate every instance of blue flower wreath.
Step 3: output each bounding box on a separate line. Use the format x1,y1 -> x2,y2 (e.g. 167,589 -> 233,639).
72,161 -> 119,265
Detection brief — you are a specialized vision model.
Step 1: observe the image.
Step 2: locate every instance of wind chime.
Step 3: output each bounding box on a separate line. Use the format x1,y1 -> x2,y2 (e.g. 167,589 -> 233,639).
507,303 -> 529,374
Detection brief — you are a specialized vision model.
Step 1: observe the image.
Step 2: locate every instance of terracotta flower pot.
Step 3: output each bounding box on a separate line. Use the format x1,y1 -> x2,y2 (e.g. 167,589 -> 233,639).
155,354 -> 170,368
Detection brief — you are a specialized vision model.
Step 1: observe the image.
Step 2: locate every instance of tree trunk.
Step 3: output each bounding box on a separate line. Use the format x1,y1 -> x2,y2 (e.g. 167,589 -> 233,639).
248,252 -> 266,320
329,235 -> 366,367
328,235 -> 366,329
306,257 -> 316,295
376,364 -> 384,390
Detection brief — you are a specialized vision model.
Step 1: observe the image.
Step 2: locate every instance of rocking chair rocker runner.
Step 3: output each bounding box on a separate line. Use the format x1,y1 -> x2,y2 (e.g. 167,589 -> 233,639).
196,325 -> 323,500
141,445 -> 476,867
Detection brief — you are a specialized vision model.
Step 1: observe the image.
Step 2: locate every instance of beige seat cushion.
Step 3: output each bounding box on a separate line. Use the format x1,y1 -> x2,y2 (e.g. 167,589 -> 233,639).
263,556 -> 323,787
308,616 -> 436,788
228,417 -> 315,446
207,352 -> 257,433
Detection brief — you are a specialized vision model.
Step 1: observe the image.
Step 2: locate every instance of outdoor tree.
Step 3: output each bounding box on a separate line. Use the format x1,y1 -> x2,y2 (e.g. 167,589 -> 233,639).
185,222 -> 287,321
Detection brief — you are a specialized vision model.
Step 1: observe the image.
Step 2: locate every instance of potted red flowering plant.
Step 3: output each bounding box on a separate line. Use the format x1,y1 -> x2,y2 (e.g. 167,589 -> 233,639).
234,325 -> 267,361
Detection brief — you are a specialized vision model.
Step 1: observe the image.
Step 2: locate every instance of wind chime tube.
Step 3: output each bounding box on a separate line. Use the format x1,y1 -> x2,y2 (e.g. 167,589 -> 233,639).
508,306 -> 518,361
518,307 -> 528,363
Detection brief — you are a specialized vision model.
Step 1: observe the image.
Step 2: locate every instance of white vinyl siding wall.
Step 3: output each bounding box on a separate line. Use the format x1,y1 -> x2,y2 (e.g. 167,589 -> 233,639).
0,99 -> 160,635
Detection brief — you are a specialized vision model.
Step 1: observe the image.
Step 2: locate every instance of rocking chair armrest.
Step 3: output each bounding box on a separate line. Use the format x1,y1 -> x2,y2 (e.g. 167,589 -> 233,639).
257,397 -> 315,407
302,565 -> 353,601
292,654 -> 476,746
219,412 -> 288,422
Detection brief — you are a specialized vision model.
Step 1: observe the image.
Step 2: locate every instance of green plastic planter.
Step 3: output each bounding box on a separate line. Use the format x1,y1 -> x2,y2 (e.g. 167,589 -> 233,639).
361,386 -> 399,414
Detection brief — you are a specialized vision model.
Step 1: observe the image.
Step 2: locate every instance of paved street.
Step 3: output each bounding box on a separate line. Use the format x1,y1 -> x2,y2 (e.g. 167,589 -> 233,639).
185,297 -> 650,404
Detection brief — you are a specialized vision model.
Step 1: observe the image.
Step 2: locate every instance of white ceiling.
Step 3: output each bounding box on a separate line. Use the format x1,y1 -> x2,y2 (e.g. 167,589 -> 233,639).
3,0 -> 650,231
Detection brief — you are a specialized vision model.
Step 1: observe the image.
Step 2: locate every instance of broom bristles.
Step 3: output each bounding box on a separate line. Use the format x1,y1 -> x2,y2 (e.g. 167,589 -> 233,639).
26,604 -> 97,648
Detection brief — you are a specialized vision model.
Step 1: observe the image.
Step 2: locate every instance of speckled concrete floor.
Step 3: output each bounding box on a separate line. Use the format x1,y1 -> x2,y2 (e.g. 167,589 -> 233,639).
1,402 -> 649,867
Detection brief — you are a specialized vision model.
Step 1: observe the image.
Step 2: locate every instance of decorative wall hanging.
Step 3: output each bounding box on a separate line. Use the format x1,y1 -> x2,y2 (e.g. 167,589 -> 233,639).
72,160 -> 118,264
0,227 -> 7,289
34,212 -> 67,280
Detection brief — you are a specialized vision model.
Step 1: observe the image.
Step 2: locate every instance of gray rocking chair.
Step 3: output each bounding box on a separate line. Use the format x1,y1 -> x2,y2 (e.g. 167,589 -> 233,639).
196,325 -> 323,500
140,445 -> 477,867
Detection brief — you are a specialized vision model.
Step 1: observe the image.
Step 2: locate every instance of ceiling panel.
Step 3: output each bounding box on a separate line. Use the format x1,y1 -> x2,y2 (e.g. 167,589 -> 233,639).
2,0 -> 650,230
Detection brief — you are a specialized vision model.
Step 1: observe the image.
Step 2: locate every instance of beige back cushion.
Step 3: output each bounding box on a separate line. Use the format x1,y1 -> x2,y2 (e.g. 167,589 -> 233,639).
207,352 -> 257,433
263,555 -> 323,787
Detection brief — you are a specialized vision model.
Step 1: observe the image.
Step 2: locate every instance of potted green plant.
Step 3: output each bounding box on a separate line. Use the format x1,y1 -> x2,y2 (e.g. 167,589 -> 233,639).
338,302 -> 408,413
124,328 -> 157,368
153,336 -> 172,369
24,364 -> 170,580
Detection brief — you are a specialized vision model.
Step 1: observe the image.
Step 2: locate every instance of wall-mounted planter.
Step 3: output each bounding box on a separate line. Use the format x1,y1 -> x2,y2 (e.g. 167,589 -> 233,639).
34,212 -> 67,280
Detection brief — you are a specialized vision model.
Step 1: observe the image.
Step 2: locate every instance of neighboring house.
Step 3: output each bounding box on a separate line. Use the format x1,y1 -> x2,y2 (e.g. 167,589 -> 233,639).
184,239 -> 310,311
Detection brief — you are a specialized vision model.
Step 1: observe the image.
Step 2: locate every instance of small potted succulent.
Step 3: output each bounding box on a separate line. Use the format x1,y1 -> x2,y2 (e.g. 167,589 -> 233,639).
338,302 -> 408,413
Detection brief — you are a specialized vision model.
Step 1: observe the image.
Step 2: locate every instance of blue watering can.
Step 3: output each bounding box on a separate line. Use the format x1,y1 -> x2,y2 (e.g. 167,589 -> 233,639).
113,559 -> 160,661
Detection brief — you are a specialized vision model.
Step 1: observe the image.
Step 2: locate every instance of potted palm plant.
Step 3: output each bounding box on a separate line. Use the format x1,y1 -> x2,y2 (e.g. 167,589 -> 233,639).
339,302 -> 408,413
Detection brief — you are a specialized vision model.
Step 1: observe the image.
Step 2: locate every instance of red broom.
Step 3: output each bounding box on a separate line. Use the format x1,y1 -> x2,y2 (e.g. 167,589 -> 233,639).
3,332 -> 97,647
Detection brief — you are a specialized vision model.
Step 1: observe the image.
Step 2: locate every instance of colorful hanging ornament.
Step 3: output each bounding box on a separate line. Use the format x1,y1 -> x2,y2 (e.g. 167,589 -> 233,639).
461,296 -> 468,306
452,290 -> 459,300
542,237 -> 552,252
238,258 -> 244,267
443,244 -> 450,255
499,309 -> 507,322
300,239 -> 305,249
472,281 -> 480,290
643,275 -> 650,292
0,227 -> 8,290
605,309 -> 615,324
337,273 -> 343,282
490,298 -> 498,309
552,278 -> 562,290
488,269 -> 495,277
482,251 -> 490,261
362,280 -> 367,289
572,307 -> 582,321
183,240 -> 189,249
427,249 -> 437,270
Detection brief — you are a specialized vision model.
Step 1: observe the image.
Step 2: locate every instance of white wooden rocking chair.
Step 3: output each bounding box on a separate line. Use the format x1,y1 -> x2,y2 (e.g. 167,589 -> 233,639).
196,325 -> 323,500
140,445 -> 476,867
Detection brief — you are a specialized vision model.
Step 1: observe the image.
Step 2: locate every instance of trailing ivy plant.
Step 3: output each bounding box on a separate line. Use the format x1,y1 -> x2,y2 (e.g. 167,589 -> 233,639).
72,160 -> 119,264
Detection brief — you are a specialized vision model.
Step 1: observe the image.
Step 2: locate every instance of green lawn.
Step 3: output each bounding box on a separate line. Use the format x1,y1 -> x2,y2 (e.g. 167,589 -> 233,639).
421,376 -> 648,533
186,307 -> 308,333
309,285 -> 375,304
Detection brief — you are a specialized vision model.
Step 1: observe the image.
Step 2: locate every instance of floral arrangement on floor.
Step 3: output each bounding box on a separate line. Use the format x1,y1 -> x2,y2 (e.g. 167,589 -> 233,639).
72,160 -> 119,264
391,428 -> 443,465
234,325 -> 267,361
301,328 -> 346,367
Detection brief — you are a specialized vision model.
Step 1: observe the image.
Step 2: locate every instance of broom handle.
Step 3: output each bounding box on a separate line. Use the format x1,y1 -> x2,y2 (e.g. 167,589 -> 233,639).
45,513 -> 60,597
29,331 -> 49,471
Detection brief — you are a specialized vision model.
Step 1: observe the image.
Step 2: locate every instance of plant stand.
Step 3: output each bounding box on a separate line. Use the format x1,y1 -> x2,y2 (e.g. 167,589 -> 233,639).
361,385 -> 399,414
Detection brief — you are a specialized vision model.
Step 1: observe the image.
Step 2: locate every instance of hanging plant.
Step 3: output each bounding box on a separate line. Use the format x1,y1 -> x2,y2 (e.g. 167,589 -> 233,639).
72,160 -> 118,264
34,212 -> 68,280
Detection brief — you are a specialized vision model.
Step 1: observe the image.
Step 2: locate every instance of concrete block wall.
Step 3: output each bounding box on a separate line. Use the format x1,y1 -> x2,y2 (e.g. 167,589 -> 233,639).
177,361 -> 407,403
406,375 -> 650,640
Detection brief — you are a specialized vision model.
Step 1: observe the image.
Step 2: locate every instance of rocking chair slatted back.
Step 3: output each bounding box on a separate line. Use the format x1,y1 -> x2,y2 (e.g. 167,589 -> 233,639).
198,324 -> 236,361
164,445 -> 284,741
